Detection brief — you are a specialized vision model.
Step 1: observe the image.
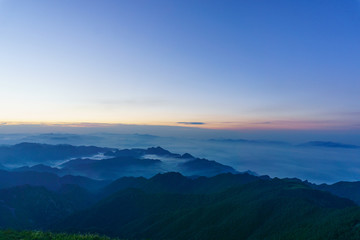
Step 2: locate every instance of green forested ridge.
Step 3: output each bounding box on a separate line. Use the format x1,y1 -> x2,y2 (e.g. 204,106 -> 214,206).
0,229 -> 121,240
2,172 -> 360,239
57,178 -> 360,240
0,185 -> 95,229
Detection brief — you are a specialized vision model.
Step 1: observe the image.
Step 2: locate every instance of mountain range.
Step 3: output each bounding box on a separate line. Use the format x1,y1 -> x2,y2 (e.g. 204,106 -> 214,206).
2,172 -> 360,239
2,142 -> 360,239
0,142 -> 112,166
1,143 -> 238,179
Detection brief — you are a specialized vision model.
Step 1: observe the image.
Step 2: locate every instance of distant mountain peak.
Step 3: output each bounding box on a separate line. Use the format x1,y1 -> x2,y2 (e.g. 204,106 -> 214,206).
181,153 -> 194,159
300,141 -> 359,149
145,146 -> 171,155
151,172 -> 186,181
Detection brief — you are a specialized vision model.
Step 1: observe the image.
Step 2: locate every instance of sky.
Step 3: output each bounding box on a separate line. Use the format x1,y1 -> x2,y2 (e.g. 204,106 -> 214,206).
1,0 -> 360,130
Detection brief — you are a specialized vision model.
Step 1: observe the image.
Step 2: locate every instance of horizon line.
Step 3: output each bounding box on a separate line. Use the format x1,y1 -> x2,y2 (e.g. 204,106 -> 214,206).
0,120 -> 359,131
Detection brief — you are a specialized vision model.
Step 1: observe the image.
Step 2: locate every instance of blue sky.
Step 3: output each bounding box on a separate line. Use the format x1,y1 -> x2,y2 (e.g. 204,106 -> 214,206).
1,0 -> 360,130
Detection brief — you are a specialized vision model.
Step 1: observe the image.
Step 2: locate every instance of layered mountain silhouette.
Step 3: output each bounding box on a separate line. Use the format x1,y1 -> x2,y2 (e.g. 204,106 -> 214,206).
0,142 -> 112,166
0,170 -> 108,191
2,142 -> 360,239
0,170 -> 360,239
299,141 -> 360,149
2,143 -> 238,179
0,184 -> 95,229
57,177 -> 360,240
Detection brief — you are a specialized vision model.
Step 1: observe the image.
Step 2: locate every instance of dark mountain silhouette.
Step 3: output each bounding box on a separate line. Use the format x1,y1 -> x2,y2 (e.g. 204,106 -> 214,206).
58,178 -> 359,240
210,139 -> 360,150
100,172 -> 260,197
60,156 -> 162,179
179,158 -> 237,176
299,141 -> 360,149
145,146 -> 172,155
2,143 -> 360,239
1,144 -> 238,179
274,177 -> 360,207
14,164 -> 61,174
209,138 -> 289,145
0,142 -> 113,166
9,154 -> 237,180
0,185 -> 94,229
310,181 -> 360,205
0,170 -> 61,190
1,171 -> 360,239
0,170 -> 108,192
105,146 -> 193,159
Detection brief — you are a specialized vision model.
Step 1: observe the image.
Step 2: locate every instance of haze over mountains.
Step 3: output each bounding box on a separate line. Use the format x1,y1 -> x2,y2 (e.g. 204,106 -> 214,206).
1,132 -> 360,183
0,143 -> 238,180
0,141 -> 360,239
0,131 -> 359,240
2,0 -> 360,238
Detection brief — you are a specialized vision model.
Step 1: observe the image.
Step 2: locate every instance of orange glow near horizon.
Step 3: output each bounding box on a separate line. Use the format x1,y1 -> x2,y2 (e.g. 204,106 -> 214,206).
0,119 -> 358,131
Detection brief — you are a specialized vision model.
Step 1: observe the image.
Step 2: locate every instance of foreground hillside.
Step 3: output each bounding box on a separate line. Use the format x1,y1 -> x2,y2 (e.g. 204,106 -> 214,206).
0,172 -> 260,230
0,229 -> 119,240
2,172 -> 360,239
58,178 -> 360,240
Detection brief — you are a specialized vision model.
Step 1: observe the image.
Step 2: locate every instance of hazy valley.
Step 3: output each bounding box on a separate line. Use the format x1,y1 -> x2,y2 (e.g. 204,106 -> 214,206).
1,140 -> 360,239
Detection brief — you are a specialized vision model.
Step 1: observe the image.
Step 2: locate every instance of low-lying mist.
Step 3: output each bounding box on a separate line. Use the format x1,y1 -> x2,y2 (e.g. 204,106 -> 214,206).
1,128 -> 360,183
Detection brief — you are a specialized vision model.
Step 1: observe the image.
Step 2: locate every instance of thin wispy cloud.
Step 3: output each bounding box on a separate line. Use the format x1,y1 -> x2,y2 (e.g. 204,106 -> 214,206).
253,121 -> 273,125
177,122 -> 206,125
